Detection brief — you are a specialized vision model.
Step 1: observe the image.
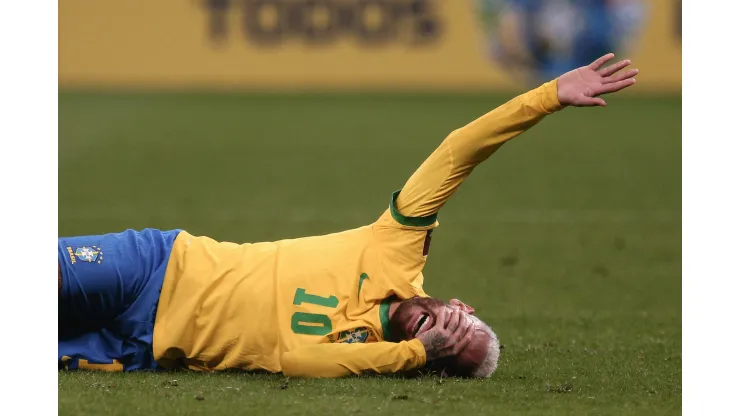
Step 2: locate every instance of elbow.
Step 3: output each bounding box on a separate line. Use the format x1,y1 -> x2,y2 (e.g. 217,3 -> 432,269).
447,128 -> 463,140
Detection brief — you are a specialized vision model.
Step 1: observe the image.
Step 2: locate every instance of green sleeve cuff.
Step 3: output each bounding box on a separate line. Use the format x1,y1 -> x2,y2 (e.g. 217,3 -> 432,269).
389,190 -> 438,227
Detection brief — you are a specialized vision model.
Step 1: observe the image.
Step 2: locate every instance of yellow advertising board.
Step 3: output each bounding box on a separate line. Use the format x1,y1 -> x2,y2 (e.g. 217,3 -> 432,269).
59,0 -> 681,91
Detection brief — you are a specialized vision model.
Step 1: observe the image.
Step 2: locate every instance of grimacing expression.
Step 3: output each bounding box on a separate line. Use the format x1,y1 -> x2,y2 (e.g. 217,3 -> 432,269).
389,297 -> 492,377
388,297 -> 447,342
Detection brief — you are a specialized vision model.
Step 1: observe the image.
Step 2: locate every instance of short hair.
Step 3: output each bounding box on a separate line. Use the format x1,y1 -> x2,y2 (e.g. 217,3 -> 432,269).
470,319 -> 501,378
422,316 -> 501,378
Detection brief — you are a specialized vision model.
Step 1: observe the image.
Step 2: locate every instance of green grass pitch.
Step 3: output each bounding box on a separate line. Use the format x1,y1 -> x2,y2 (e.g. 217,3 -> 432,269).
58,91 -> 681,415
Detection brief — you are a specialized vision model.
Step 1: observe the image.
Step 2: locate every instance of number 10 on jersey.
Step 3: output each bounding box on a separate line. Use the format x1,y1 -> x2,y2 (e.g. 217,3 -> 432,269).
291,288 -> 339,336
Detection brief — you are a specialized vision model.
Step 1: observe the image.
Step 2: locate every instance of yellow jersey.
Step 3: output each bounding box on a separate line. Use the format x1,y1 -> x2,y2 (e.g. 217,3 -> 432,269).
152,80 -> 563,377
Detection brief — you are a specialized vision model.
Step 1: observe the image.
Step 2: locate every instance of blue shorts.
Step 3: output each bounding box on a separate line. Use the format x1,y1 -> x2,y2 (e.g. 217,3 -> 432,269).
58,228 -> 181,371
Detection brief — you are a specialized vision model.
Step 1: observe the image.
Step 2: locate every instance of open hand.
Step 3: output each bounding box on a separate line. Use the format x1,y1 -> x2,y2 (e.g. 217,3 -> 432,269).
416,307 -> 475,361
557,53 -> 639,107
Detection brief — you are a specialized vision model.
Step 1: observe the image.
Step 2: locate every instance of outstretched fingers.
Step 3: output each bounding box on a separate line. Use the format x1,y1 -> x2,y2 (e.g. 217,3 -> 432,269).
599,59 -> 631,77
582,96 -> 607,107
589,53 -> 616,71
596,78 -> 637,95
605,68 -> 639,84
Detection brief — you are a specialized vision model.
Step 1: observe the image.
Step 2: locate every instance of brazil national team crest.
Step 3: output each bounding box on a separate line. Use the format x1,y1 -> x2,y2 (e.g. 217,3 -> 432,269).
67,246 -> 103,264
330,327 -> 375,344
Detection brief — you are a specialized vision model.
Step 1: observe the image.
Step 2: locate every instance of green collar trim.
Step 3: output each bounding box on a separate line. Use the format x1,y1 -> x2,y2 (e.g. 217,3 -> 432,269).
389,190 -> 438,227
379,297 -> 394,340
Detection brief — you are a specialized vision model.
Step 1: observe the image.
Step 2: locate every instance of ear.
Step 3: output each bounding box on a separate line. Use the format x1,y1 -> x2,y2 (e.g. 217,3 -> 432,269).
450,298 -> 475,315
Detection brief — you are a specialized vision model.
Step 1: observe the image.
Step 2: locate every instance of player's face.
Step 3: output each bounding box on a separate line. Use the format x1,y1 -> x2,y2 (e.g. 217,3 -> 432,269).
389,297 -> 473,341
390,297 -> 495,377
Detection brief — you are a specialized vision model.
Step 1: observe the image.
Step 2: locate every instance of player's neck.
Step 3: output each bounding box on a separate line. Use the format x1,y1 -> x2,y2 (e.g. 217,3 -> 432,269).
388,300 -> 400,318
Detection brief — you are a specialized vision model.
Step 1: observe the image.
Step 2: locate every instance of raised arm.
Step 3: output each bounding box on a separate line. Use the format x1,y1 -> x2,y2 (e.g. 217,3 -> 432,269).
396,53 -> 638,218
369,55 -> 638,299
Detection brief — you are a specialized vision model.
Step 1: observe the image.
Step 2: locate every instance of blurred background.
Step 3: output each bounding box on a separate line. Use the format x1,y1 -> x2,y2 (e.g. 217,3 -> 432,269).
59,0 -> 680,405
59,0 -> 679,91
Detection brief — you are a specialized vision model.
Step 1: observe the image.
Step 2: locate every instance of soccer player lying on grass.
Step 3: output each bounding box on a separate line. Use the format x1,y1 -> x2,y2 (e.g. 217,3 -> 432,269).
58,54 -> 638,378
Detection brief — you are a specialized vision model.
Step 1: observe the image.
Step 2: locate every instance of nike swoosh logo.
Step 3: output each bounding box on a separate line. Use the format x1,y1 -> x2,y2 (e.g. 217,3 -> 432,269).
358,273 -> 369,296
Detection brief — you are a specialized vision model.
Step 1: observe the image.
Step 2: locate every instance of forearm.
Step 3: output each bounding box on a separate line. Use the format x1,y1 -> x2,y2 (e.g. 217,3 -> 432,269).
280,339 -> 426,378
396,80 -> 563,218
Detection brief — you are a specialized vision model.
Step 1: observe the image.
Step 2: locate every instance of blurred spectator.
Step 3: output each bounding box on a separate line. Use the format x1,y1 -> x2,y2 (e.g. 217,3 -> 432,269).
474,0 -> 645,83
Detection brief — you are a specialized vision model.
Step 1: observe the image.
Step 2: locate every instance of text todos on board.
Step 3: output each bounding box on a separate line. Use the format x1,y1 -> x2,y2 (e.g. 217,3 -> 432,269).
204,0 -> 442,46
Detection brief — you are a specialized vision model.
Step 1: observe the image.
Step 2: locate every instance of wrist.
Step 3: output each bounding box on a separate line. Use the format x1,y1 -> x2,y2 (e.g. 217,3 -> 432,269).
543,79 -> 565,113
